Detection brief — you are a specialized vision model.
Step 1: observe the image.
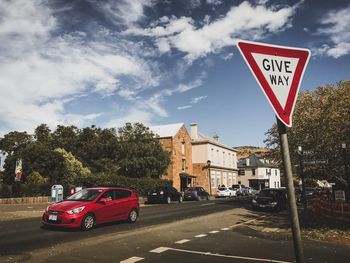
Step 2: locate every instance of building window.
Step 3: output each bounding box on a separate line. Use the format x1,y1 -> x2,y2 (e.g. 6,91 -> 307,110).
181,142 -> 185,155
182,159 -> 186,172
252,169 -> 255,175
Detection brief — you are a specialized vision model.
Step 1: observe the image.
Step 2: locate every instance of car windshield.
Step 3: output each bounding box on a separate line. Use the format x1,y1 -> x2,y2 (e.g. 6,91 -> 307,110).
67,189 -> 103,201
218,187 -> 227,191
231,185 -> 240,189
258,189 -> 279,198
186,187 -> 196,191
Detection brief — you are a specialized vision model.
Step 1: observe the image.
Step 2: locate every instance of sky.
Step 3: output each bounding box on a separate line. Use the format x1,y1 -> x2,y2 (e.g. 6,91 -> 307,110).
0,0 -> 349,147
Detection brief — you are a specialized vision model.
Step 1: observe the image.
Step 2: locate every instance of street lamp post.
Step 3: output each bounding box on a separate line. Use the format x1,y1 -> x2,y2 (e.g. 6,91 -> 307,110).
297,146 -> 308,226
207,160 -> 212,196
341,143 -> 350,201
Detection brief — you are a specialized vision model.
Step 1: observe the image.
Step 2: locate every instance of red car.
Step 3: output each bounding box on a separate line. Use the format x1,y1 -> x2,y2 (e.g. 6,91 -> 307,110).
42,187 -> 139,230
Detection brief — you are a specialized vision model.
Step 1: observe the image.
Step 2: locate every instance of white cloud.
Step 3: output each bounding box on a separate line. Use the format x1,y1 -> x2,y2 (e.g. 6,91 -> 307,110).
127,1 -> 297,62
104,108 -> 154,128
206,0 -> 223,5
178,95 -> 208,111
0,0 -> 160,134
177,105 -> 192,110
92,0 -> 155,28
317,5 -> 350,58
191,95 -> 207,104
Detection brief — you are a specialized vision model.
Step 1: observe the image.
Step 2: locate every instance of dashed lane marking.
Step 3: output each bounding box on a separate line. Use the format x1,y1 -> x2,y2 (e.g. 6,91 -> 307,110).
152,247 -> 291,263
120,256 -> 144,263
194,234 -> 207,238
150,247 -> 170,254
200,203 -> 215,206
209,230 -> 220,234
221,227 -> 230,230
175,239 -> 190,244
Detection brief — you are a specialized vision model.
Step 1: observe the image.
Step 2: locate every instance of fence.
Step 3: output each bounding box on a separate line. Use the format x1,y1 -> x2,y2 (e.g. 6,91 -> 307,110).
312,195 -> 350,224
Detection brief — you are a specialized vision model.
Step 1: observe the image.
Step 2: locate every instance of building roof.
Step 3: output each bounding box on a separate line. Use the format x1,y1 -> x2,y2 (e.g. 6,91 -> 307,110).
192,131 -> 237,152
238,153 -> 278,168
149,123 -> 184,138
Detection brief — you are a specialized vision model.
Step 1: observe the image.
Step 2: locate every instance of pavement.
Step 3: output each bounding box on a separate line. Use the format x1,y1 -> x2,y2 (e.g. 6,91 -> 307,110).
0,203 -> 50,221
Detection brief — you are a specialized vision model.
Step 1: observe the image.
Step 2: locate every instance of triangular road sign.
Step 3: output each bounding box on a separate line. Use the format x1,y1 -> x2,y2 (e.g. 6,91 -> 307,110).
236,40 -> 310,127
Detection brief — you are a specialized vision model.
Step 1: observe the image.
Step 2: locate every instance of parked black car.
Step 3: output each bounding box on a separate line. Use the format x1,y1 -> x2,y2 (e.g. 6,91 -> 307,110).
252,188 -> 287,211
147,186 -> 183,204
184,187 -> 210,201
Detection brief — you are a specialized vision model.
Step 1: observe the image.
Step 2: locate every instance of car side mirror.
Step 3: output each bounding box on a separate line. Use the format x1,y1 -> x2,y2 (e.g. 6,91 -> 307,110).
98,198 -> 108,204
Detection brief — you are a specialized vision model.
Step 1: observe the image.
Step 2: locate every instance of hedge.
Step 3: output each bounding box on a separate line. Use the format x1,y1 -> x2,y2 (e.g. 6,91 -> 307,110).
76,174 -> 173,196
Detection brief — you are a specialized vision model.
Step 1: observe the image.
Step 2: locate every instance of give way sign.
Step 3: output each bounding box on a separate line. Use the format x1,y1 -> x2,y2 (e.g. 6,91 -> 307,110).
236,40 -> 310,127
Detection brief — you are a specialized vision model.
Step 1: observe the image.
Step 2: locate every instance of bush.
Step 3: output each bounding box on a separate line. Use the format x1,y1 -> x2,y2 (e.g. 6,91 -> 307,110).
0,184 -> 12,198
75,174 -> 172,196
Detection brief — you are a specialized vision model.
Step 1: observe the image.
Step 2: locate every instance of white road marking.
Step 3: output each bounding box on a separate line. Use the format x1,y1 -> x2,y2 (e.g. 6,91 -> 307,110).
209,230 -> 219,234
200,203 -> 215,206
120,256 -> 144,263
194,234 -> 207,238
162,247 -> 291,263
221,227 -> 230,231
175,239 -> 190,244
150,247 -> 170,253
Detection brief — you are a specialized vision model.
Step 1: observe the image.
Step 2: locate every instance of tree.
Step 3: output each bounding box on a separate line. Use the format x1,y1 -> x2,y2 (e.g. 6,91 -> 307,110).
54,148 -> 91,186
264,81 -> 350,184
0,131 -> 32,155
117,123 -> 171,178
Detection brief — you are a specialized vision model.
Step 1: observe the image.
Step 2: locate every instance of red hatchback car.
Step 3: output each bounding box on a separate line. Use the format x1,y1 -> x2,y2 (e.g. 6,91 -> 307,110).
42,187 -> 139,230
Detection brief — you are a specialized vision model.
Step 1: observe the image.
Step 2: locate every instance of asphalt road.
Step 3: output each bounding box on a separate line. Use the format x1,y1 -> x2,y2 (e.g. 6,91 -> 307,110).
0,197 -> 251,260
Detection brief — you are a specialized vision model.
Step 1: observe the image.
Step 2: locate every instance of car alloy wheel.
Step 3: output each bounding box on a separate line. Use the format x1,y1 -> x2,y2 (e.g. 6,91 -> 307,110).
128,209 -> 138,223
166,196 -> 171,204
81,213 -> 95,231
179,196 -> 183,203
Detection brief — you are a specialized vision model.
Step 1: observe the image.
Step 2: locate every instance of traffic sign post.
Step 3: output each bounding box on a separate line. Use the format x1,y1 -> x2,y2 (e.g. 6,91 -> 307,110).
237,40 -> 311,263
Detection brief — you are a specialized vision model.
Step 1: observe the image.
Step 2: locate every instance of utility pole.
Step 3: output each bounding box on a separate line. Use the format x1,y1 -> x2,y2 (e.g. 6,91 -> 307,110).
277,117 -> 305,263
297,146 -> 308,227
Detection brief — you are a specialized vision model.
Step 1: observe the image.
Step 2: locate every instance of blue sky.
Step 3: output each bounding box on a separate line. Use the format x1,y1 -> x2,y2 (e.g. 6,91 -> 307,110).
0,0 -> 349,147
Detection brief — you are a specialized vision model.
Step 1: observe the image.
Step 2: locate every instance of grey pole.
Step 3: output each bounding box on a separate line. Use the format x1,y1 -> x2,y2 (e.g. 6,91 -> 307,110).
298,146 -> 308,226
277,117 -> 305,263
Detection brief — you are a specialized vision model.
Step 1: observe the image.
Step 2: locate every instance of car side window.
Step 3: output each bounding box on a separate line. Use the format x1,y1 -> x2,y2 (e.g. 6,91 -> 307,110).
101,190 -> 114,201
171,187 -> 177,193
115,190 -> 131,200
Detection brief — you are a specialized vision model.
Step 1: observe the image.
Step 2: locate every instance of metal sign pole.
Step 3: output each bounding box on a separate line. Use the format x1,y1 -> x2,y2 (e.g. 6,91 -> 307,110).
276,117 -> 305,263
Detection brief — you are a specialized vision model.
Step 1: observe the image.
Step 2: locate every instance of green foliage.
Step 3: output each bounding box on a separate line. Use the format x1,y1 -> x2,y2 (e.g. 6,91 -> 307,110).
76,173 -> 172,196
264,81 -> 350,184
0,184 -> 11,198
54,148 -> 91,186
0,122 -> 172,197
26,171 -> 48,185
117,123 -> 171,178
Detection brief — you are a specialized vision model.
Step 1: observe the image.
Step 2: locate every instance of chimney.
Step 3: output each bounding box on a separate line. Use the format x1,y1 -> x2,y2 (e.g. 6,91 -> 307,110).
190,123 -> 198,140
213,135 -> 219,142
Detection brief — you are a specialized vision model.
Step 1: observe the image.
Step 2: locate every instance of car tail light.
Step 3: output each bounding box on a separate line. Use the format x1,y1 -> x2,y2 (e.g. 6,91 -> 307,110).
159,190 -> 164,195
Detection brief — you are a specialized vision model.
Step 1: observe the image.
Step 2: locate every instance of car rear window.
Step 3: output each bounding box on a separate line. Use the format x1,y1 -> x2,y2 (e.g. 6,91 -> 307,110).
258,189 -> 279,197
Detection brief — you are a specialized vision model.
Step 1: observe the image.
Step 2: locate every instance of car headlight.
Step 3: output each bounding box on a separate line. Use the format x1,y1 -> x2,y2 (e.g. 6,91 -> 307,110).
45,205 -> 50,212
270,201 -> 278,206
252,199 -> 257,204
67,206 -> 85,215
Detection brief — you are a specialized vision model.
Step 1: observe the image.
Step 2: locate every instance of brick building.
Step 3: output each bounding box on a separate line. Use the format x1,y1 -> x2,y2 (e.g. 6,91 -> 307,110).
149,123 -> 194,191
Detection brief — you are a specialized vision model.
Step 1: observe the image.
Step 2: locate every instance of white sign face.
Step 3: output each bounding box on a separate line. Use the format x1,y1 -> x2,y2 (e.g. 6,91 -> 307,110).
236,40 -> 310,127
251,53 -> 299,109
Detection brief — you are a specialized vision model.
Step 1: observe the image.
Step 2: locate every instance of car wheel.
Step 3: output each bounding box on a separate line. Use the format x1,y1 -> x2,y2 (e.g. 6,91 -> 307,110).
206,195 -> 210,200
179,195 -> 183,203
166,196 -> 171,204
81,213 -> 95,231
128,209 -> 138,223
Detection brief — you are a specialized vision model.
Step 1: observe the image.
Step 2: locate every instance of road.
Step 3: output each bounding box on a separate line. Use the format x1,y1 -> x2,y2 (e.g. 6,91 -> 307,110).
1,197 -> 349,263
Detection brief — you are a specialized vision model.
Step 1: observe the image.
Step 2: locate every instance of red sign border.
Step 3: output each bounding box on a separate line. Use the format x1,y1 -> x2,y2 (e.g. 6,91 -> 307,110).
236,40 -> 310,127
